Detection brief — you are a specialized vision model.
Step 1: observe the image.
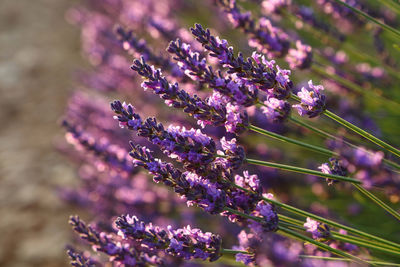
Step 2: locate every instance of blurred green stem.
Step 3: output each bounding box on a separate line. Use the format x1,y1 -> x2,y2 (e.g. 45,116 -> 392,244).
331,0 -> 400,38
299,255 -> 400,266
226,182 -> 400,250
323,109 -> 400,158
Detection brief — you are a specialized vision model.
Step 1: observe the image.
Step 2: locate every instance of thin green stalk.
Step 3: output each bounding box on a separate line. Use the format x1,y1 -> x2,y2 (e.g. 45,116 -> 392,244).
299,255 -> 400,266
279,220 -> 305,231
283,7 -> 400,80
224,208 -> 366,264
331,0 -> 400,38
266,197 -> 400,251
377,0 -> 400,15
288,116 -> 400,172
224,207 -> 262,222
244,157 -> 361,183
353,184 -> 400,221
311,64 -> 400,110
220,249 -> 251,255
248,124 -> 334,157
225,177 -> 400,250
244,157 -> 400,221
279,214 -> 400,254
278,226 -> 368,265
332,232 -> 400,257
324,109 -> 400,158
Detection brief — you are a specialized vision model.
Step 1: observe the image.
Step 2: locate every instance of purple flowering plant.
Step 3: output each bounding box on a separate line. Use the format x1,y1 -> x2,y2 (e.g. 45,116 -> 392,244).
60,0 -> 400,266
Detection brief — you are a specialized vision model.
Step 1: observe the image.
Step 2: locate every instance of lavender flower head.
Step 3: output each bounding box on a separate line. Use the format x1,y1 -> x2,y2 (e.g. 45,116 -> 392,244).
261,97 -> 291,123
116,215 -> 222,261
293,80 -> 326,118
248,197 -> 279,234
262,0 -> 292,15
286,41 -> 313,70
69,216 -> 160,266
319,158 -> 348,185
304,217 -> 331,241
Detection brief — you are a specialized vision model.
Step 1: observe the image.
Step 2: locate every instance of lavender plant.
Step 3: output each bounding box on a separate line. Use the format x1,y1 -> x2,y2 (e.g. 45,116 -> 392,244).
60,0 -> 400,266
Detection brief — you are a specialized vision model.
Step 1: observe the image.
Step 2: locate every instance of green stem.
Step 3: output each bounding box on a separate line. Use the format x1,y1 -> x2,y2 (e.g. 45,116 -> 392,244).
332,232 -> 400,257
227,182 -> 400,251
248,124 -> 334,157
266,197 -> 400,251
324,109 -> 400,158
278,226 -> 368,265
377,0 -> 400,15
279,214 -> 400,255
220,249 -> 252,255
331,0 -> 400,38
353,184 -> 400,221
244,157 -> 400,221
299,255 -> 400,266
311,64 -> 400,110
288,116 -> 400,172
223,208 -> 366,264
224,207 -> 262,222
244,157 -> 361,183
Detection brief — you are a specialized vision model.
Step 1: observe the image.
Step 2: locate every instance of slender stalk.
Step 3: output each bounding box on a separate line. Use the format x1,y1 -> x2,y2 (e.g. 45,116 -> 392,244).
288,116 -> 400,172
258,100 -> 400,171
323,109 -> 400,158
224,208 -> 366,264
220,249 -> 252,255
331,232 -> 400,257
377,0 -> 400,15
331,0 -> 400,38
227,182 -> 400,251
223,207 -> 262,222
299,255 -> 400,266
244,157 -> 362,183
283,7 -> 400,80
279,214 -> 400,255
278,226 -> 368,265
353,184 -> 400,221
266,197 -> 400,251
248,124 -> 334,157
243,157 -> 400,221
311,64 -> 400,110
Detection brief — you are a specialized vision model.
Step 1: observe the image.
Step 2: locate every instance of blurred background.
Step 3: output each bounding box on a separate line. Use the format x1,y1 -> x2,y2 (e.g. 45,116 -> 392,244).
0,0 -> 82,266
1,0 -> 400,266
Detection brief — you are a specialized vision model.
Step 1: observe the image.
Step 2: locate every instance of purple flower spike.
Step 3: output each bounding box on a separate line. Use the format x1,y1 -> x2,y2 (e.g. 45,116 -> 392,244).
115,26 -> 171,70
191,24 -> 293,99
66,247 -> 97,267
116,215 -> 222,262
261,97 -> 291,123
249,199 -> 279,234
168,39 -> 258,107
130,57 -> 251,133
262,0 -> 291,15
236,253 -> 255,265
293,80 -> 326,118
220,137 -> 246,170
69,216 -> 159,266
286,41 -> 313,70
319,157 -> 348,185
304,217 -> 331,241
111,101 -> 218,167
129,144 -> 227,214
215,0 -> 290,58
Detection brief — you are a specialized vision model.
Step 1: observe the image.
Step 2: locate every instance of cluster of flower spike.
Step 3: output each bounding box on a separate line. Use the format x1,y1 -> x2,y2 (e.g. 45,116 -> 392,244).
111,100 -> 279,233
61,0 -> 400,266
116,215 -> 222,261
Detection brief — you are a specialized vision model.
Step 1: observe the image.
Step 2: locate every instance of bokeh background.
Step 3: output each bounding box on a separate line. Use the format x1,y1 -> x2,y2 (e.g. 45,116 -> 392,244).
0,0 -> 82,266
1,0 -> 400,266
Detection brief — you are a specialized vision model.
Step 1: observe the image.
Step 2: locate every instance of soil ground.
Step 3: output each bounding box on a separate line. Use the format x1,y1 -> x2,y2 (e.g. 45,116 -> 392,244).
0,0 -> 83,266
